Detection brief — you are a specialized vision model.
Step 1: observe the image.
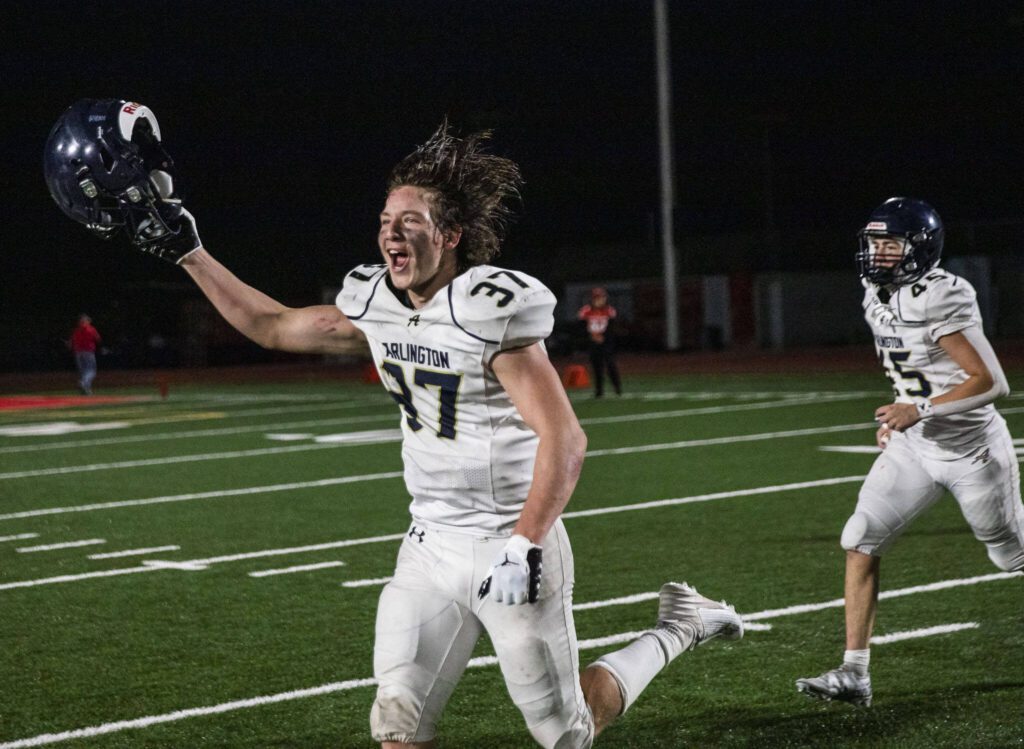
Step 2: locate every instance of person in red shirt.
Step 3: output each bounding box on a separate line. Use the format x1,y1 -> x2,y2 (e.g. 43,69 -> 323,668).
69,314 -> 102,395
577,287 -> 622,397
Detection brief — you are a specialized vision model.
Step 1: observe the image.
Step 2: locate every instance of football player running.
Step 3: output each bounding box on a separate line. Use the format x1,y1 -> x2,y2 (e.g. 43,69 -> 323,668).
796,197 -> 1024,708
44,100 -> 744,748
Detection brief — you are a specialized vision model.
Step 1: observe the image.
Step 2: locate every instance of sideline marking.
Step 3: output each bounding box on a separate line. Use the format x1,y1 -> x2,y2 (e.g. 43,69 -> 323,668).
0,533 -> 38,543
0,590 -> 1000,749
249,561 -> 346,578
89,546 -> 180,560
16,539 -> 105,553
871,622 -> 979,644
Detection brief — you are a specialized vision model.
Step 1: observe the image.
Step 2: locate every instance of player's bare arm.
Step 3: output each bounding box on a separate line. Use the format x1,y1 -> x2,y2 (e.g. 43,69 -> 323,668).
491,343 -> 587,543
181,248 -> 366,355
875,330 -> 1008,431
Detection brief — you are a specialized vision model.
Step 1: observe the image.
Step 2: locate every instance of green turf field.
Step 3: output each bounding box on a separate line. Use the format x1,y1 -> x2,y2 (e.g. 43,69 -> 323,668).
1,373 -> 1021,748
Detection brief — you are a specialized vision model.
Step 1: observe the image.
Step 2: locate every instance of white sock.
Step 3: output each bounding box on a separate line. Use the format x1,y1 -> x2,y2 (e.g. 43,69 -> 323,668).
843,649 -> 870,675
590,633 -> 668,714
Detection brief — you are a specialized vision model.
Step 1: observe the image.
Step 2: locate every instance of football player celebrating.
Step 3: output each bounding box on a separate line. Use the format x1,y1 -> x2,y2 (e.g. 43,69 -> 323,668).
44,100 -> 744,748
796,198 -> 1024,707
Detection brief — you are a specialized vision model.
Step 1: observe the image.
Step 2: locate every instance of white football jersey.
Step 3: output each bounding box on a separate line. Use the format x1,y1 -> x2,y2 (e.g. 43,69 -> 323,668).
862,268 -> 998,457
337,264 -> 556,535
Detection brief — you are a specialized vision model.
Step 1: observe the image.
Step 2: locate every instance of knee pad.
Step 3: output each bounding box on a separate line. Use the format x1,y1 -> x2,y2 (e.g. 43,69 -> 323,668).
370,683 -> 433,744
840,512 -> 875,553
525,706 -> 594,749
984,538 -> 1024,572
841,493 -> 910,555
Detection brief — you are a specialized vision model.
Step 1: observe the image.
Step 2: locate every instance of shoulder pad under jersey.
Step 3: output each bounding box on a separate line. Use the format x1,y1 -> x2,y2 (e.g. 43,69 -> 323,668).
921,270 -> 980,340
335,264 -> 388,320
448,265 -> 556,348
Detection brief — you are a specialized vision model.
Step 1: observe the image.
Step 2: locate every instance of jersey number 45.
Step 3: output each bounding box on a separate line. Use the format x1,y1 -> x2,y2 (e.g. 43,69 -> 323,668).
879,349 -> 933,399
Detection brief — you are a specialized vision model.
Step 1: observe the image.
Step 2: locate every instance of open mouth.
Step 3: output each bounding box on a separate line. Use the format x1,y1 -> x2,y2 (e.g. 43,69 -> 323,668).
387,249 -> 410,273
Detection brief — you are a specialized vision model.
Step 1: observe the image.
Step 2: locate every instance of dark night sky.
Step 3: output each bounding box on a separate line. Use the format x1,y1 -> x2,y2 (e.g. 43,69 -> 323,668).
2,1 -> 1023,369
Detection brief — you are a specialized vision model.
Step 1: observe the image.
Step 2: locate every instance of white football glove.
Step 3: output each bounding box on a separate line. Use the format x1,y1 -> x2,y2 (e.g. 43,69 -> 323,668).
478,534 -> 543,605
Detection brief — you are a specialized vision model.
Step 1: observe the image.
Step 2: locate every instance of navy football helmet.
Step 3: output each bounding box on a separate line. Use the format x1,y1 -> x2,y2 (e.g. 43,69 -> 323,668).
856,197 -> 944,286
43,99 -> 185,250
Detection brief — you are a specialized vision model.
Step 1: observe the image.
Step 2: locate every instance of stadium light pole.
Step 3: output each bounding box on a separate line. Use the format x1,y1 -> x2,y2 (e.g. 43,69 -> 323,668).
654,0 -> 680,350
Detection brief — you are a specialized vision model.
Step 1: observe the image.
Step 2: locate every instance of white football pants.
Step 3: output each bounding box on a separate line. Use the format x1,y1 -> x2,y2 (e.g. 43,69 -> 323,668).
844,416 -> 1024,571
370,518 -> 594,748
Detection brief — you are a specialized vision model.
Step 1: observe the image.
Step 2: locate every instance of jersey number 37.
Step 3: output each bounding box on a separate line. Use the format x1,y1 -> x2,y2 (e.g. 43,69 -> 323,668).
381,362 -> 463,439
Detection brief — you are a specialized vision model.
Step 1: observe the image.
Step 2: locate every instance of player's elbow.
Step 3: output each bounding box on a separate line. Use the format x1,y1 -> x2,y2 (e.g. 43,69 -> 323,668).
566,423 -> 587,472
995,378 -> 1010,399
976,369 -> 1010,401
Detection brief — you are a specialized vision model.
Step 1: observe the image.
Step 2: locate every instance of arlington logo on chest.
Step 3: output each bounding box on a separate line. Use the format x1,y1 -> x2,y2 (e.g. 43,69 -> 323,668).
381,342 -> 452,369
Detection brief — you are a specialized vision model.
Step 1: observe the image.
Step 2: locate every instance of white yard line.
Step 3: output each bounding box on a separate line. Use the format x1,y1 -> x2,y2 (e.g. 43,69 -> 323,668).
190,535 -> 406,566
870,622 -> 979,644
248,561 -> 346,578
585,423 -> 873,458
562,476 -> 865,519
342,576 -> 394,588
578,393 -> 869,425
88,545 -> 180,560
741,570 -> 1022,620
0,472 -> 404,522
0,443 -> 353,480
0,566 -> 158,591
0,414 -> 398,455
16,539 -> 105,553
0,533 -> 39,543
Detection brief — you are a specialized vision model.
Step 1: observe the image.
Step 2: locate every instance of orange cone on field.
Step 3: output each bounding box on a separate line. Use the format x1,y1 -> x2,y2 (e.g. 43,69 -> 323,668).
562,364 -> 590,389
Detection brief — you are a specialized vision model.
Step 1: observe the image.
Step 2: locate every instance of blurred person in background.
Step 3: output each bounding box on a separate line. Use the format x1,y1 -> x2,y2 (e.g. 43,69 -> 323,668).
577,287 -> 622,398
68,313 -> 101,395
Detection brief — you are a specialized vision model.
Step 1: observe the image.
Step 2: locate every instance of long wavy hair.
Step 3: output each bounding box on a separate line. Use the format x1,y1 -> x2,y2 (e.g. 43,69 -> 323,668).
386,121 -> 523,271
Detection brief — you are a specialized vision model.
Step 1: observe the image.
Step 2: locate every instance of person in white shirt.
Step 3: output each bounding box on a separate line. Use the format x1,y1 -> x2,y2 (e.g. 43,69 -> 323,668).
797,197 -> 1024,708
44,101 -> 744,748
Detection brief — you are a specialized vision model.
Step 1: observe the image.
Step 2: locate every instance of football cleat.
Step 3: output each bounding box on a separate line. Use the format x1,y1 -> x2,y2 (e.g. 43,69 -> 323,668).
655,582 -> 744,651
796,665 -> 873,707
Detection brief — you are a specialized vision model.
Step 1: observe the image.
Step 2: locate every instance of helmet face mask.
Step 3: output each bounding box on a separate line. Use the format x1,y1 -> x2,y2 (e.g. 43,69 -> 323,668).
43,99 -> 181,244
856,197 -> 944,287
